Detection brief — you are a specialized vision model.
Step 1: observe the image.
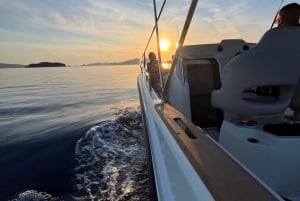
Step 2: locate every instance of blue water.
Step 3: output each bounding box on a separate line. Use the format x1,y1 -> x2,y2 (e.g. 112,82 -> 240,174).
0,66 -> 150,201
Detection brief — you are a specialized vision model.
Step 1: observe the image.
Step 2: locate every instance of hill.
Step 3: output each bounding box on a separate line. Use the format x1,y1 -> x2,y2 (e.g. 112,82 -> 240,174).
0,63 -> 25,68
82,58 -> 139,66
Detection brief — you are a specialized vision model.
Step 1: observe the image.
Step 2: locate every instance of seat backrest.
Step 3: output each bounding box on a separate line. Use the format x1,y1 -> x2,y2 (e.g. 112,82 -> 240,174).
212,27 -> 300,119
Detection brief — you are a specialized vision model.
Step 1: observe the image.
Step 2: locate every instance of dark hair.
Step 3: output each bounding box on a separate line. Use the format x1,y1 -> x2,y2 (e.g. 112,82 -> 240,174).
280,3 -> 300,13
148,52 -> 156,60
278,3 -> 300,26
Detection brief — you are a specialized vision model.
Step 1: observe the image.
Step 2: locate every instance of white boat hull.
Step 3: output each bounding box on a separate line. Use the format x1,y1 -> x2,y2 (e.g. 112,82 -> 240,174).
138,73 -> 214,201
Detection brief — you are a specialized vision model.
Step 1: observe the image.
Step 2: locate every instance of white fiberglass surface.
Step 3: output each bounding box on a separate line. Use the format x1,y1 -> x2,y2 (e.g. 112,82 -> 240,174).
139,75 -> 214,201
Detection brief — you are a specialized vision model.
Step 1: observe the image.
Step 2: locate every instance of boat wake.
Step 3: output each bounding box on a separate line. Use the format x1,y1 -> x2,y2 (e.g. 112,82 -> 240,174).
10,190 -> 61,201
71,106 -> 150,200
10,106 -> 150,201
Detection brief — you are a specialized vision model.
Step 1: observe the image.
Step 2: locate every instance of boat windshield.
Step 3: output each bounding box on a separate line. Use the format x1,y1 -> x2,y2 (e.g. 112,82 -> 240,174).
145,0 -> 296,65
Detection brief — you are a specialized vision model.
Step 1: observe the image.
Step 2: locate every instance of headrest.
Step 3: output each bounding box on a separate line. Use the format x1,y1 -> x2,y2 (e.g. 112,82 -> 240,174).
212,27 -> 300,117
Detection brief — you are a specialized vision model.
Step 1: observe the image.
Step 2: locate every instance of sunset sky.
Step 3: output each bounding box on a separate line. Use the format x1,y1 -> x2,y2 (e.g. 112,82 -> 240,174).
0,0 -> 297,65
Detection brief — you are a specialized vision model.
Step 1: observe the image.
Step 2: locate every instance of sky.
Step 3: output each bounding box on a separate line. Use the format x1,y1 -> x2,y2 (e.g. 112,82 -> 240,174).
0,0 -> 298,65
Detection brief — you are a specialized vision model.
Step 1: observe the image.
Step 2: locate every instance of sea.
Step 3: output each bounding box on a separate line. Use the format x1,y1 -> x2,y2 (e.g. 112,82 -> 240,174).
0,65 -> 151,201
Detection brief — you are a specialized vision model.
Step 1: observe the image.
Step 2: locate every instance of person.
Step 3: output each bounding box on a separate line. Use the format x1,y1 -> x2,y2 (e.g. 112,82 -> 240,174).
276,3 -> 300,27
146,52 -> 161,92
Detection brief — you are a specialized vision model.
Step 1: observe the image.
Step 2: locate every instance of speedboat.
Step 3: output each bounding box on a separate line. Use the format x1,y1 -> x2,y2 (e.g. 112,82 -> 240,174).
138,0 -> 300,200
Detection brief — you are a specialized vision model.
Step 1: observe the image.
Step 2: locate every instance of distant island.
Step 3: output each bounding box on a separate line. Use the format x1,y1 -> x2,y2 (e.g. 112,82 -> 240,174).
0,63 -> 25,68
82,58 -> 139,66
26,62 -> 66,68
0,58 -> 139,69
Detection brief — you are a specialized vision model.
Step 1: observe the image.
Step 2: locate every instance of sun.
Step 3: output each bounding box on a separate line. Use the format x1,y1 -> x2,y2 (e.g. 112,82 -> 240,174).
160,39 -> 170,51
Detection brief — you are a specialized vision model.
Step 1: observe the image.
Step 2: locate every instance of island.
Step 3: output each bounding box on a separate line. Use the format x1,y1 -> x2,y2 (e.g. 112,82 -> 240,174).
26,62 -> 66,68
82,58 -> 139,66
0,63 -> 25,68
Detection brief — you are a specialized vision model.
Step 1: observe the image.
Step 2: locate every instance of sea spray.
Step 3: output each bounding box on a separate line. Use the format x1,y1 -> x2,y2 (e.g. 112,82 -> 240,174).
71,106 -> 151,201
10,190 -> 61,201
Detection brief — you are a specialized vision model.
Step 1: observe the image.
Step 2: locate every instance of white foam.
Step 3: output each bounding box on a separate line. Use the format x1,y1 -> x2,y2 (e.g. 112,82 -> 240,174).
72,107 -> 150,200
10,190 -> 60,201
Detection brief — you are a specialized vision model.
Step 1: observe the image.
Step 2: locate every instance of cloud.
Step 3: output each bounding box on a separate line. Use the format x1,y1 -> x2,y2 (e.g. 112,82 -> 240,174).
0,0 -> 153,38
188,0 -> 282,44
0,0 -> 157,64
0,0 -> 286,65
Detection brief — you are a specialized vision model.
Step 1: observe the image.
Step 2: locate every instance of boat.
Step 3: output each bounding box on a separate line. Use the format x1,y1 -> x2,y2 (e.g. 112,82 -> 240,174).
138,0 -> 300,200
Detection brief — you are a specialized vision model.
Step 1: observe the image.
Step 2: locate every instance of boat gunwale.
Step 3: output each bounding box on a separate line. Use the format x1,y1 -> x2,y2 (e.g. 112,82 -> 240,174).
154,102 -> 281,201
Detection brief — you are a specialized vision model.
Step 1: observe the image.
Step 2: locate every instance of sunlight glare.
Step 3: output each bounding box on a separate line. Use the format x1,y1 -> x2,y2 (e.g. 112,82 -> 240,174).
175,42 -> 179,49
160,39 -> 170,51
161,63 -> 171,70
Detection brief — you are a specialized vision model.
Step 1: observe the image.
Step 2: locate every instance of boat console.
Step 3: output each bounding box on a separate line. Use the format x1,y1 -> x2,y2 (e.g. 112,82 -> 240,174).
167,39 -> 254,129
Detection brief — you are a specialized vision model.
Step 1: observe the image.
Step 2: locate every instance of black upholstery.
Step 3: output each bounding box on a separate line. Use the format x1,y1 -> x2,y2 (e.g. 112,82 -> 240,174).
186,60 -> 222,128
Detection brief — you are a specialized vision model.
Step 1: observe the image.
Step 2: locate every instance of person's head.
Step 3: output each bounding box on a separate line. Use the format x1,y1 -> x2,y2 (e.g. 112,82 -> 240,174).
277,3 -> 300,27
148,52 -> 156,61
